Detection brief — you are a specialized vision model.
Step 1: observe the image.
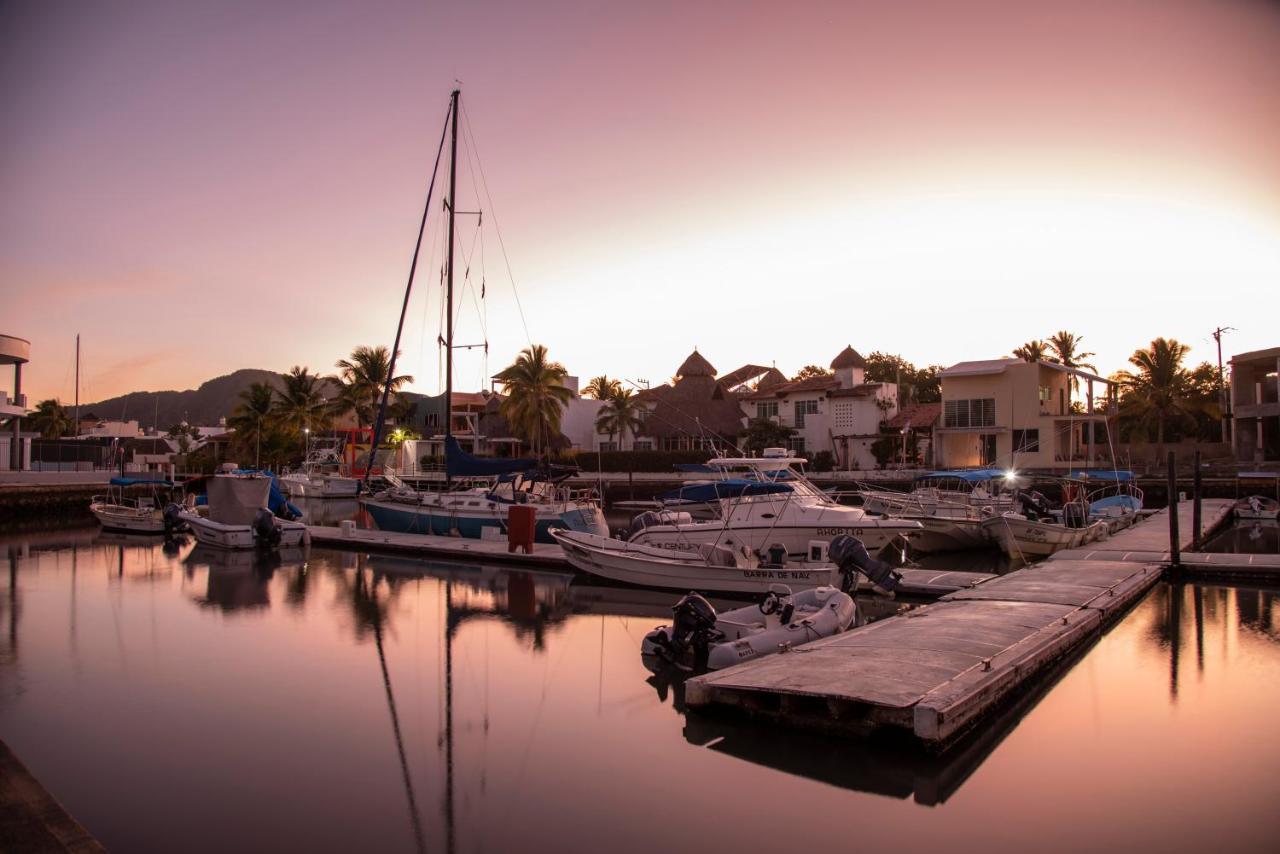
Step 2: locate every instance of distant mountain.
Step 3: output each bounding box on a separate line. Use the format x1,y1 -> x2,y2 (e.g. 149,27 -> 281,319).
81,369 -> 286,429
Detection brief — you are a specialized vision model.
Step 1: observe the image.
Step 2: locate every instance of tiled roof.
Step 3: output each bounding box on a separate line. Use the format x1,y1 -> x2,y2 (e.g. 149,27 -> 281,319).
885,402 -> 941,429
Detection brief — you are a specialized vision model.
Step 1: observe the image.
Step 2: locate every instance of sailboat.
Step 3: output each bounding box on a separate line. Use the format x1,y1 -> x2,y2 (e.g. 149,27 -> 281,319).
358,89 -> 607,544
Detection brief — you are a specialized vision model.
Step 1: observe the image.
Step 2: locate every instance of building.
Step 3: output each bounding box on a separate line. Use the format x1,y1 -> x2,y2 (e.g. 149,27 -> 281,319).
1230,346 -> 1279,463
936,358 -> 1116,471
883,402 -> 942,467
740,346 -> 898,469
1,334 -> 32,471
633,350 -> 748,451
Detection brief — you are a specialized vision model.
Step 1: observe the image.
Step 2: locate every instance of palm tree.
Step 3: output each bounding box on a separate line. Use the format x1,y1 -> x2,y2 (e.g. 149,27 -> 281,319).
331,345 -> 414,429
492,345 -> 574,455
388,394 -> 417,427
228,381 -> 276,468
1114,337 -> 1196,456
1048,331 -> 1098,406
594,388 -> 647,449
28,398 -> 72,438
1012,339 -> 1052,363
272,366 -> 330,451
583,375 -> 622,400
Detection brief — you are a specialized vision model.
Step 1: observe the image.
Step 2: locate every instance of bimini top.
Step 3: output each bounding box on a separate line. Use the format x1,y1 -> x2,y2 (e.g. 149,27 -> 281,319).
1068,469 -> 1135,482
659,480 -> 793,503
705,456 -> 805,471
916,468 -> 1011,483
109,477 -> 174,487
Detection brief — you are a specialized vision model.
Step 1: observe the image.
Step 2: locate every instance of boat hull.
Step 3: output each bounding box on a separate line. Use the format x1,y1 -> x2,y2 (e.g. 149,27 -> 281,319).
180,510 -> 309,550
627,519 -> 917,558
553,530 -> 839,594
980,514 -> 1107,559
903,516 -> 989,553
90,504 -> 167,534
361,497 -> 607,544
282,475 -> 360,499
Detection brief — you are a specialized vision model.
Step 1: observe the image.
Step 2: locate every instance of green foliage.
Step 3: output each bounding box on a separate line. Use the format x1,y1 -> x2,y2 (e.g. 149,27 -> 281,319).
583,375 -> 622,400
273,366 -> 331,445
1113,337 -> 1218,448
809,450 -> 835,472
331,346 -> 413,429
792,365 -> 832,381
493,344 -> 574,455
870,436 -> 896,469
864,352 -> 942,403
740,417 -> 796,455
28,399 -> 72,438
594,387 -> 648,446
1012,339 -> 1053,363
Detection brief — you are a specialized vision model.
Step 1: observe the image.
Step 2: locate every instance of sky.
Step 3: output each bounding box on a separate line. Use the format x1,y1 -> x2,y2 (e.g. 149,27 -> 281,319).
3,0 -> 1279,404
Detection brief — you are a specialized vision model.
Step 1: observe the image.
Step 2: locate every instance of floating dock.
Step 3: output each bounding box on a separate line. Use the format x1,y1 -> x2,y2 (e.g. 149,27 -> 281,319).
306,525 -> 570,569
686,499 -> 1254,748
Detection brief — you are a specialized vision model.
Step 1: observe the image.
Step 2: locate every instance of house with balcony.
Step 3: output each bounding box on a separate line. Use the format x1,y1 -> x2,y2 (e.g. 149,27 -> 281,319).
1230,346 -> 1279,462
1,333 -> 32,471
740,346 -> 898,469
935,358 -> 1116,471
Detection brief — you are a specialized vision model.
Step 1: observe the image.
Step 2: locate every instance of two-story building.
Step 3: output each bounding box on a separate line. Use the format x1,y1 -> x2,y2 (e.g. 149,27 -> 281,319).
935,358 -> 1116,471
741,346 -> 898,469
1230,346 -> 1279,462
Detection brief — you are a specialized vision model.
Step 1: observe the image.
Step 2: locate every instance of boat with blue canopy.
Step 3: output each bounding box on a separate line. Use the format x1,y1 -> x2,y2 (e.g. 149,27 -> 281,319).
90,476 -> 186,535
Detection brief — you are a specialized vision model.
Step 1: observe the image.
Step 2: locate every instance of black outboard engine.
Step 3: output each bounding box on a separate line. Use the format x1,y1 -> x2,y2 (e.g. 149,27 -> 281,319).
643,591 -> 721,665
1016,489 -> 1053,522
162,502 -> 184,537
253,507 -> 282,548
829,534 -> 903,596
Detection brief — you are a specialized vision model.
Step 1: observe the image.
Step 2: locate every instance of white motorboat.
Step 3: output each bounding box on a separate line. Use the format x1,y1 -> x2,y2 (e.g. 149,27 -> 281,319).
90,476 -> 186,535
1234,495 -> 1280,521
625,450 -> 921,559
280,437 -> 360,498
641,585 -> 857,670
860,469 -> 1022,517
180,470 -> 309,550
981,511 -> 1108,559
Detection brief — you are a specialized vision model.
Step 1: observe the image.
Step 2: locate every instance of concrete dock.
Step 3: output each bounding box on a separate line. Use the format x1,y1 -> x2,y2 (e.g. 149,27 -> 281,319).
0,740 -> 104,853
685,498 -> 1259,748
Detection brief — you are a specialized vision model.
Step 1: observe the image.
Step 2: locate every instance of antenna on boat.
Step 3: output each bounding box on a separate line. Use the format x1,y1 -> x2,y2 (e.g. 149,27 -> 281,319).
364,91 -> 454,488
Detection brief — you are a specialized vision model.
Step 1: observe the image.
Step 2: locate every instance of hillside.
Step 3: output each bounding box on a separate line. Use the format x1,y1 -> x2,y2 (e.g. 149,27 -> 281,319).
81,369 -> 285,429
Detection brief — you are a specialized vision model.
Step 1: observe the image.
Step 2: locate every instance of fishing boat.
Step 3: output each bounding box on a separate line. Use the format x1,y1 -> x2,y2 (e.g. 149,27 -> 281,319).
980,484 -> 1109,559
280,437 -> 360,498
357,88 -> 606,545
641,585 -> 857,670
551,529 -> 902,595
1234,495 -> 1280,521
622,449 -> 920,558
179,470 -> 309,549
90,476 -> 186,534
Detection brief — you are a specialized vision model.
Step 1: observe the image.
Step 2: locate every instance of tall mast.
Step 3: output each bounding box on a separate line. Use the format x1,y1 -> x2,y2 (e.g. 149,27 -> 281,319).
444,88 -> 459,489
74,334 -> 80,437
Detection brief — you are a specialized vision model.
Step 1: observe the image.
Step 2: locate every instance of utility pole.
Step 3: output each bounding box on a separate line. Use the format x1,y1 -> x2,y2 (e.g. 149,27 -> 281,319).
1211,326 -> 1234,445
74,333 -> 80,437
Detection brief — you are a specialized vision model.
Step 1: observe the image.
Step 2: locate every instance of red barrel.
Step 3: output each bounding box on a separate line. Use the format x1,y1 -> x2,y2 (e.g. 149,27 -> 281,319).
507,505 -> 537,554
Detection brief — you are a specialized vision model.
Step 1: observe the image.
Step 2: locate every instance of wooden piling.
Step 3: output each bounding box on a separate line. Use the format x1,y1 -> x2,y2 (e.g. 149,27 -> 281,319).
1166,451 -> 1180,569
1192,449 -> 1202,549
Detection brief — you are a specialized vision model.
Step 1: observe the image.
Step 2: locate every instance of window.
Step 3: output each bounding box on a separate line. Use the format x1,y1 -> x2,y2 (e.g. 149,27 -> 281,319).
786,437 -> 806,453
944,398 -> 995,428
426,413 -> 440,428
599,441 -> 618,452
832,401 -> 856,429
632,440 -> 653,451
756,401 -> 779,420
1013,429 -> 1039,453
795,399 -> 820,428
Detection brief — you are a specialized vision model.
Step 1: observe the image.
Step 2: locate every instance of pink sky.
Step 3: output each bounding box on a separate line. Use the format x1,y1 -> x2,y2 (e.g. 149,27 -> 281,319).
3,0 -> 1278,404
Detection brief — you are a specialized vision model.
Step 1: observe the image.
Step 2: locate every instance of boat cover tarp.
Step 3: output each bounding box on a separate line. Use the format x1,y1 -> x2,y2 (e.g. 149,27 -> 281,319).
674,463 -> 724,473
446,436 -> 536,478
109,477 -> 174,487
1069,469 -> 1135,482
916,468 -> 1009,483
658,480 -> 793,503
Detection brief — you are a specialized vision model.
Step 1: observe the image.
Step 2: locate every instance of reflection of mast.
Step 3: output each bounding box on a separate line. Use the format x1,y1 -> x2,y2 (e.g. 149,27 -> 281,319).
444,579 -> 456,854
1169,582 -> 1182,699
370,572 -> 426,854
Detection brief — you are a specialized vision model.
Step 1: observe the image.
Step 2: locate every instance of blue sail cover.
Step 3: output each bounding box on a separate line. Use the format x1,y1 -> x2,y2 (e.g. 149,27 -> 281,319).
916,468 -> 1010,483
446,436 -> 536,479
658,480 -> 793,503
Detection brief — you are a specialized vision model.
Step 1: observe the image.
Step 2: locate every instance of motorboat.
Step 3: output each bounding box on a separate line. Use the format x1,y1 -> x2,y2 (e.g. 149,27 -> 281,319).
641,585 -> 857,670
280,437 -> 360,498
179,468 -> 309,550
860,469 -> 1022,517
361,438 -> 608,543
623,450 -> 921,559
90,476 -> 186,535
551,529 -> 903,596
1234,495 -> 1280,521
980,485 -> 1112,560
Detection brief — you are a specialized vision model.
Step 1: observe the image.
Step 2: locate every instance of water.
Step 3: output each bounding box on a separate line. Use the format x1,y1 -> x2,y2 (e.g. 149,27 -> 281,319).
2,525 -> 1279,853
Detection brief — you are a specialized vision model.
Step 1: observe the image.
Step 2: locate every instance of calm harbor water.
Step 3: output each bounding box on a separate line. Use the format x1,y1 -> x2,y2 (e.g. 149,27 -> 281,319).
2,524 -> 1278,853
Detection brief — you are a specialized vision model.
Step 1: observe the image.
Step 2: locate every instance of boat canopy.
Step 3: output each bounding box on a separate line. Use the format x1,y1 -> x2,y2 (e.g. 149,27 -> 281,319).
916,468 -> 1010,483
659,480 -> 793,503
109,477 -> 174,487
446,436 -> 536,479
673,463 -> 724,473
1068,469 -> 1135,482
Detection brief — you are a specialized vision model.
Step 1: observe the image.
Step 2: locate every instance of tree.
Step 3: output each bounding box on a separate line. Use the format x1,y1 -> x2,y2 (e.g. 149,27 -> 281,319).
792,365 -> 832,381
493,345 -> 574,455
272,366 -> 330,448
331,346 -> 414,429
387,394 -> 417,427
583,375 -> 622,400
227,381 -> 276,468
740,417 -> 796,455
28,399 -> 71,438
1048,331 -> 1098,406
865,352 -> 942,403
1012,340 -> 1053,363
1114,337 -> 1207,454
594,388 -> 647,449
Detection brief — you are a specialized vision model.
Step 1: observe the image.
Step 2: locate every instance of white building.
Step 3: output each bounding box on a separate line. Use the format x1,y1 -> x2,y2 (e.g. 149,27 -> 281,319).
740,346 -> 898,470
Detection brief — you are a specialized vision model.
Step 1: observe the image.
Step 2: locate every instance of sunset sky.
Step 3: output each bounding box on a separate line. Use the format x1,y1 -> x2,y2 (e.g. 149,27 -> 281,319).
3,0 -> 1278,405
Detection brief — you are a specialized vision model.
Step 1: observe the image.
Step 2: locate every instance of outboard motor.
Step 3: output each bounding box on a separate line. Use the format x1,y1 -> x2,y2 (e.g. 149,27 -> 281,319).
253,507 -> 282,548
162,502 -> 184,537
829,534 -> 903,596
642,591 -> 721,664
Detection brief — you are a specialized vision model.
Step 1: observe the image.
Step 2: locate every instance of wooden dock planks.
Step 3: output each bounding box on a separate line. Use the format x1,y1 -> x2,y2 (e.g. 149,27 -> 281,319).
686,558 -> 1162,746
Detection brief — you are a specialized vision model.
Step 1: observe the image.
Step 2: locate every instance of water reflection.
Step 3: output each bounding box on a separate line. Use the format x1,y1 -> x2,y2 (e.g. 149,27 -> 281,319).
1199,519 -> 1279,554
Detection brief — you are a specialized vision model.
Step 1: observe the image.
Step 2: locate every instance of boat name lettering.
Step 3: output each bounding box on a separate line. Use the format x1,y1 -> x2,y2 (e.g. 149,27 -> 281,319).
816,528 -> 863,536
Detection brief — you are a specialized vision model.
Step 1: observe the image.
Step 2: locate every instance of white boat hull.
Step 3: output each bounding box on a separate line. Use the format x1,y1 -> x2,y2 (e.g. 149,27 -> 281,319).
282,475 -> 360,499
179,510 -> 309,550
553,530 -> 839,594
90,504 -> 168,534
627,518 -> 918,558
904,516 -> 989,553
980,513 -> 1108,559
